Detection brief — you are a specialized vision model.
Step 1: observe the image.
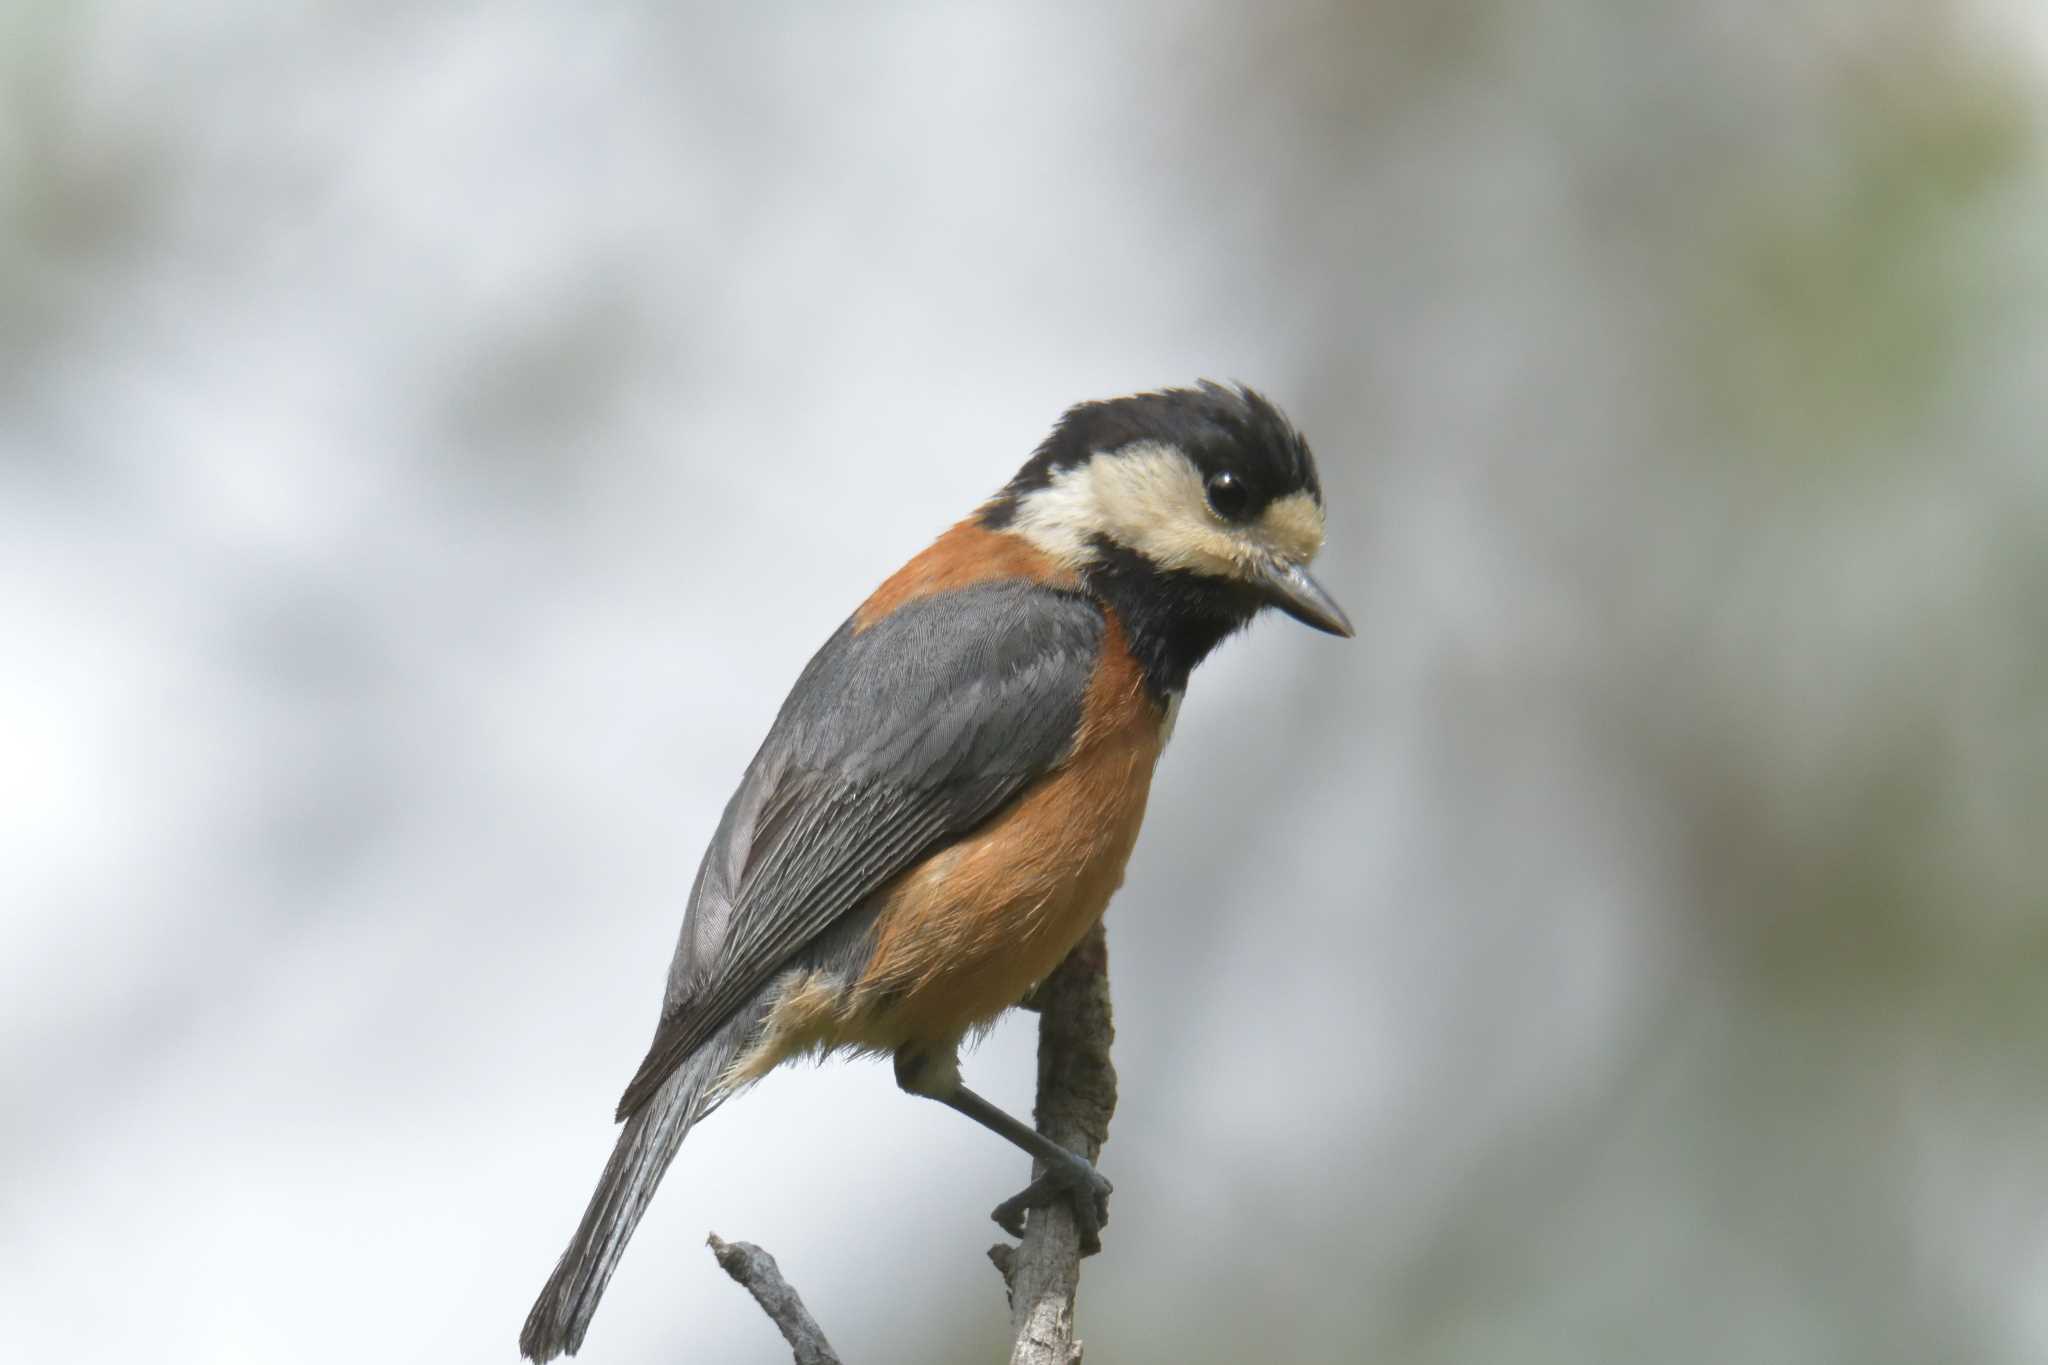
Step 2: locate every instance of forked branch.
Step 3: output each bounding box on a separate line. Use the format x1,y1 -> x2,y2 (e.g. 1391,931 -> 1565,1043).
710,922 -> 1117,1365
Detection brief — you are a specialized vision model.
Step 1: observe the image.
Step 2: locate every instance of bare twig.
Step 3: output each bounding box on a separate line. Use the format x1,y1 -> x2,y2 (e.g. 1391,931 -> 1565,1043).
991,920 -> 1118,1365
706,1233 -> 844,1365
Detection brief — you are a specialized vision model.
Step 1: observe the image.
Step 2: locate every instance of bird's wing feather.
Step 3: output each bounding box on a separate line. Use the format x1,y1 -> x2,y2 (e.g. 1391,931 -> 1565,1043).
614,579 -> 1105,1119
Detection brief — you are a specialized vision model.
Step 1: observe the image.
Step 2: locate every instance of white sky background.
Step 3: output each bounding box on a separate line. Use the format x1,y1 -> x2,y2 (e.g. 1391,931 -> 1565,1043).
4,4 -> 2047,1363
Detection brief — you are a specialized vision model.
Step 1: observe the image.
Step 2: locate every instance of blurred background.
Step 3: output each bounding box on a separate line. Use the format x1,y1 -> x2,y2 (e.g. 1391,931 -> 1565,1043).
4,3 -> 2046,1362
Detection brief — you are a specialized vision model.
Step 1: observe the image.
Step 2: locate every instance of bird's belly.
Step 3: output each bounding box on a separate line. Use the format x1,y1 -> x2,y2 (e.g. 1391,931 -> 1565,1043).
850,733 -> 1161,1047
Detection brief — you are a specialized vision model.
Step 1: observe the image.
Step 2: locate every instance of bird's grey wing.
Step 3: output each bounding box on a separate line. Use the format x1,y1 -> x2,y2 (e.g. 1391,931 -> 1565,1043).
614,579 -> 1105,1119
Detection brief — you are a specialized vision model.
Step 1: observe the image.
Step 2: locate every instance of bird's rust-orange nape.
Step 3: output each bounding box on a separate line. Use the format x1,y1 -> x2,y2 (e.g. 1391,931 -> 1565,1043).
726,610 -> 1164,1083
852,517 -> 1081,632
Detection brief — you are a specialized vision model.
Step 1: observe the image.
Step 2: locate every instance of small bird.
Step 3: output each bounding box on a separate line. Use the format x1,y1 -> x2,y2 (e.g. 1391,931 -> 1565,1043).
520,382 -> 1351,1360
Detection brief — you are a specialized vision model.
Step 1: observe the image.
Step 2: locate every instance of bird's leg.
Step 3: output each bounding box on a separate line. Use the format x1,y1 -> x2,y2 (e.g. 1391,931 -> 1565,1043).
893,1045 -> 1112,1253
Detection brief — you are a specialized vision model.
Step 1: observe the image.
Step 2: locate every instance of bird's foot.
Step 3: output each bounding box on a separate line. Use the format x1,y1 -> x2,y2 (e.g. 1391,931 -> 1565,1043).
991,1154 -> 1112,1255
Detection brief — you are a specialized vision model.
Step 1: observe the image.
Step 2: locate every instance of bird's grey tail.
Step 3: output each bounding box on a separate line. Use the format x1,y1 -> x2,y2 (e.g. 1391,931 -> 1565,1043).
519,1007 -> 755,1362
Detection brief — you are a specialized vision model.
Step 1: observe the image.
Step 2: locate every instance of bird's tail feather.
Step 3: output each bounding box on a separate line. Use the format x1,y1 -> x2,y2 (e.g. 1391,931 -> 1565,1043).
519,1005 -> 757,1362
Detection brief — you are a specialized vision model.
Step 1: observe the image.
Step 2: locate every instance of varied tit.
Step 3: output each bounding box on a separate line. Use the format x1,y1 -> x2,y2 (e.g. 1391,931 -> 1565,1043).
521,381 -> 1351,1361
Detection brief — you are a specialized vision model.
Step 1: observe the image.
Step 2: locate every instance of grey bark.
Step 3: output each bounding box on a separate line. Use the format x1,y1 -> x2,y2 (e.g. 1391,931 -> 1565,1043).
989,920 -> 1119,1365
706,1233 -> 844,1365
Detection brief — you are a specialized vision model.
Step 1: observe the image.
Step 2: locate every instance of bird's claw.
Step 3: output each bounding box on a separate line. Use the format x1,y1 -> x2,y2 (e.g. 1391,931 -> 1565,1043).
991,1160 -> 1113,1255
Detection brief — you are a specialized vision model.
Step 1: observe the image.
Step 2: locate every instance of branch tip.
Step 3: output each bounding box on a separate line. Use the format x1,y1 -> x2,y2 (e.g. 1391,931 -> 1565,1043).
705,1232 -> 844,1365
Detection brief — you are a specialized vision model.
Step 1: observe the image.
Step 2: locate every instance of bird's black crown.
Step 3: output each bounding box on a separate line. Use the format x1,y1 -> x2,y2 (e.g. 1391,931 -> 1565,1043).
982,381 -> 1321,529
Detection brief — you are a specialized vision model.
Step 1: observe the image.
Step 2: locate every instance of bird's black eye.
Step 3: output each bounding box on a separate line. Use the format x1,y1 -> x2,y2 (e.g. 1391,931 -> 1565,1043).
1205,469 -> 1252,520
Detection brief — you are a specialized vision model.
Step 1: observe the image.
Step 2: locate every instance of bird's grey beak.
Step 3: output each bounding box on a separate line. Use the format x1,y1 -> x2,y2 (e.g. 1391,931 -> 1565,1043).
1257,560 -> 1354,638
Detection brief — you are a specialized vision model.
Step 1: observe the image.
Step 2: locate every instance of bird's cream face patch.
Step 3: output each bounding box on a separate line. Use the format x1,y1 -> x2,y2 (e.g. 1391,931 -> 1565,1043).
1007,441 -> 1325,580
